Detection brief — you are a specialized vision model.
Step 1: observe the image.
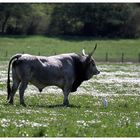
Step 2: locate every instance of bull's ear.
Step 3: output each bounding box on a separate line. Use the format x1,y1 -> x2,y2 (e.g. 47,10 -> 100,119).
82,49 -> 86,56
89,43 -> 97,57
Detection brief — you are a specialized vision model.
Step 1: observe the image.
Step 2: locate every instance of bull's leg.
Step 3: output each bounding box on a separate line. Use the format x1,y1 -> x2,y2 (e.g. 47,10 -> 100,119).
63,89 -> 70,106
8,80 -> 20,104
19,81 -> 28,107
63,93 -> 69,106
62,78 -> 73,106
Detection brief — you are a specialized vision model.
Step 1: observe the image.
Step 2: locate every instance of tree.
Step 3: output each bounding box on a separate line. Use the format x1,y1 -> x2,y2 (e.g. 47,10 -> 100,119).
48,3 -> 133,37
124,6 -> 140,38
0,3 -> 139,38
0,4 -> 31,34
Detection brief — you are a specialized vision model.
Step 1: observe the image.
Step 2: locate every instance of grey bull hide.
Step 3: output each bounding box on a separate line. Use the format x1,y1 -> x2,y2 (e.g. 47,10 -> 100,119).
7,44 -> 100,106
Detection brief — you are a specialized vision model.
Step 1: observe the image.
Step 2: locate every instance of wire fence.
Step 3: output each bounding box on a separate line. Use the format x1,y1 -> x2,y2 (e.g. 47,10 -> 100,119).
101,52 -> 140,63
0,50 -> 140,63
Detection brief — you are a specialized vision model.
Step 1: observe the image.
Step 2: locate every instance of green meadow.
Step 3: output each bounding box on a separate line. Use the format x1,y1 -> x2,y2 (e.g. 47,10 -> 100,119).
0,35 -> 140,62
0,36 -> 140,137
0,94 -> 140,137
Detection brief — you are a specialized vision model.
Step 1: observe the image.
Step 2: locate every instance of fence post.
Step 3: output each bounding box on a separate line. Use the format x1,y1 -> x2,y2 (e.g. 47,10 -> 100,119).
106,52 -> 108,62
121,53 -> 124,63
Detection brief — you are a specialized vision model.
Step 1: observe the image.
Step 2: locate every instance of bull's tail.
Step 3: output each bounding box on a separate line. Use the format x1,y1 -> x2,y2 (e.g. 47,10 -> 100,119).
7,54 -> 22,100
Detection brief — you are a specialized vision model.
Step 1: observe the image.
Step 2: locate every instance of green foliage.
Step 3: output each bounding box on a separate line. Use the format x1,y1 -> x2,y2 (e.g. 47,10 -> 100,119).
0,4 -> 31,34
49,4 -> 133,37
0,3 -> 140,38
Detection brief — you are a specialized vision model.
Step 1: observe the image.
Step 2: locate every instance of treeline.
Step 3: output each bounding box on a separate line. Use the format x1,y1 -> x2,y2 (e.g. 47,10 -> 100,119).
0,3 -> 140,38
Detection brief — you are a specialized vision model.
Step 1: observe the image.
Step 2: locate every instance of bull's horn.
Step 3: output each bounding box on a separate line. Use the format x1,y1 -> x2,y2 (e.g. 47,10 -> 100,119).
89,43 -> 97,57
82,49 -> 86,56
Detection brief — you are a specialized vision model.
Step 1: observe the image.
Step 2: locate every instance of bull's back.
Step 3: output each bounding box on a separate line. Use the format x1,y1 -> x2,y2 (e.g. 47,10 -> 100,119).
12,53 -> 76,89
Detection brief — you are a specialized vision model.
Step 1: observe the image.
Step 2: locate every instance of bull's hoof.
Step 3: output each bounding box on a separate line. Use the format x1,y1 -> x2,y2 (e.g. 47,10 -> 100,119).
63,102 -> 70,107
63,104 -> 69,107
7,96 -> 10,101
7,100 -> 14,105
20,102 -> 27,107
7,102 -> 13,105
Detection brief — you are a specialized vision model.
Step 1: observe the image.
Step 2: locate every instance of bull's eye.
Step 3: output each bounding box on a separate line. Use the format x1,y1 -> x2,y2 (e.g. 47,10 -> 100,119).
90,60 -> 95,66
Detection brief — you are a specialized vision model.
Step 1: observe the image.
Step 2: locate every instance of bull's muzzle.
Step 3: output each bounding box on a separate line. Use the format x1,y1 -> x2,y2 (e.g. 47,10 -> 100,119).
96,70 -> 100,75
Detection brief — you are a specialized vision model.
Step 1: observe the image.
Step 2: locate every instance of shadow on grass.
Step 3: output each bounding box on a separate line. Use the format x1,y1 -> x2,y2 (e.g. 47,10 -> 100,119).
0,35 -> 29,39
28,103 -> 81,109
0,34 -> 122,41
4,102 -> 89,109
0,34 -> 99,42
49,104 -> 81,108
46,35 -> 123,42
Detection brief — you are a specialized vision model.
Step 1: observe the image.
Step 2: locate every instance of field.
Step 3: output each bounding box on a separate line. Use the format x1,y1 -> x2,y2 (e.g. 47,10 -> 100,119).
0,61 -> 140,137
0,35 -> 140,62
0,36 -> 140,137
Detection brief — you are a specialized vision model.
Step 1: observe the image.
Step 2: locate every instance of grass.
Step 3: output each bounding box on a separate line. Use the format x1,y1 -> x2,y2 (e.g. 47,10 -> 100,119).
0,61 -> 140,137
0,35 -> 140,62
0,36 -> 140,137
0,94 -> 140,137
